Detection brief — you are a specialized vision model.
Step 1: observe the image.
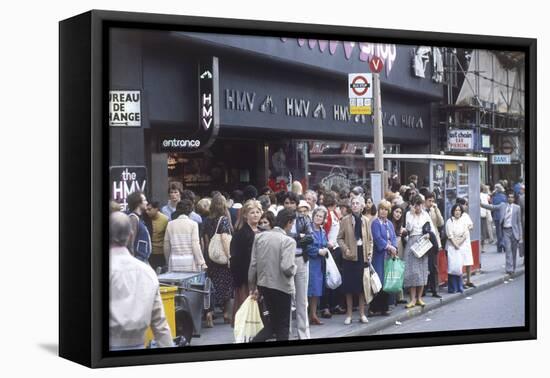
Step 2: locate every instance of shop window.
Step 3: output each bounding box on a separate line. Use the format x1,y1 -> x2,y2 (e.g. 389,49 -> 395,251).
266,141 -> 307,192
298,140 -> 400,194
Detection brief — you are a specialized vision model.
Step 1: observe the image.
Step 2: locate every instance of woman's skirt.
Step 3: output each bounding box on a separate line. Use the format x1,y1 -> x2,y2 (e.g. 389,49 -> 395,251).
308,257 -> 324,297
403,235 -> 429,287
341,246 -> 364,295
208,262 -> 234,307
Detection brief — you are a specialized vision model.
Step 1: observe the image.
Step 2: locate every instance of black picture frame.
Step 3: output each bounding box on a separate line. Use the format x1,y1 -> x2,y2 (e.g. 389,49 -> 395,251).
59,9 -> 536,368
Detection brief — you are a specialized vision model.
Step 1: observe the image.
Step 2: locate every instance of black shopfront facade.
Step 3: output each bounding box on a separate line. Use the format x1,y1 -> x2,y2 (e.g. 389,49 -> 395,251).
109,28 -> 444,205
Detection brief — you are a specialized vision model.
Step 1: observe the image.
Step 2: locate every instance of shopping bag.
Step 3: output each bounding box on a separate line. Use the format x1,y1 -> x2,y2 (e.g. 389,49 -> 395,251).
362,268 -> 374,304
383,258 -> 405,293
234,295 -> 264,343
446,248 -> 464,275
208,217 -> 231,265
369,265 -> 382,295
325,250 -> 342,289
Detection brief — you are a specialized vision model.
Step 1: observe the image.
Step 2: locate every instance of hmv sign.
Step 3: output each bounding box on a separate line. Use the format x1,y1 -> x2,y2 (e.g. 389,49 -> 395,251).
158,57 -> 220,153
196,57 -> 220,151
110,166 -> 147,212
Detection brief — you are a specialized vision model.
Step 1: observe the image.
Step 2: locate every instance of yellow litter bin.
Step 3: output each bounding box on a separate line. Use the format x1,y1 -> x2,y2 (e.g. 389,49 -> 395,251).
145,285 -> 177,346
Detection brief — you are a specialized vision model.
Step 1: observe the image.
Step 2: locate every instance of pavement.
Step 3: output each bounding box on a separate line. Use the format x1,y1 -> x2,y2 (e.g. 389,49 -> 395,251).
191,242 -> 525,346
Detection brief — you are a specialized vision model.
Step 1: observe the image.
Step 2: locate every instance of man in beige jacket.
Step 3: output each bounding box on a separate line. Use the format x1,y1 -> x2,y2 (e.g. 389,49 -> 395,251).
249,208 -> 298,341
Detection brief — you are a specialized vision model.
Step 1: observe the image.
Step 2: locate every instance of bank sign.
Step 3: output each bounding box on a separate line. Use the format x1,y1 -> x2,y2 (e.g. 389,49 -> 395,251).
448,129 -> 474,151
491,155 -> 511,165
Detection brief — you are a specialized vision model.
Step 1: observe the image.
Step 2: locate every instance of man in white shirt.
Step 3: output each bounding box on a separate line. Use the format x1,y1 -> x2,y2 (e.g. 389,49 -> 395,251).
109,212 -> 174,350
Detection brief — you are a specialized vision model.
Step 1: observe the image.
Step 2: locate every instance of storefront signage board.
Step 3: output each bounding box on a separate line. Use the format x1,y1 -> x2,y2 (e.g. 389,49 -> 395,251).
109,90 -> 141,127
109,166 -> 148,211
348,73 -> 373,115
491,154 -> 511,165
448,129 -> 474,151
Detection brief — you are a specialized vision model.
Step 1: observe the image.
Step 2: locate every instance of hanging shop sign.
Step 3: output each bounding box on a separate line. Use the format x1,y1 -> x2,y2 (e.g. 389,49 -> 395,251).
110,166 -> 148,212
109,90 -> 141,127
348,73 -> 373,115
491,155 -> 511,165
196,57 -> 220,151
447,129 -> 474,151
157,57 -> 220,153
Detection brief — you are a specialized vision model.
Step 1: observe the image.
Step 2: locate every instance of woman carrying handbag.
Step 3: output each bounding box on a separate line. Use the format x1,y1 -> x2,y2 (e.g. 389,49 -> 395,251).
203,194 -> 234,327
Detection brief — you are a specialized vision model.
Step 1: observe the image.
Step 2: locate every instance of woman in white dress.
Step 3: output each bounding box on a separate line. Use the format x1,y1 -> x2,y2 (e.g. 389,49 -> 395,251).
445,204 -> 471,293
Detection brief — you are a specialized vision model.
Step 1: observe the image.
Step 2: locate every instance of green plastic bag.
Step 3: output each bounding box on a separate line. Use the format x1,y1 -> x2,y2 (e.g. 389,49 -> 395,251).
383,257 -> 405,293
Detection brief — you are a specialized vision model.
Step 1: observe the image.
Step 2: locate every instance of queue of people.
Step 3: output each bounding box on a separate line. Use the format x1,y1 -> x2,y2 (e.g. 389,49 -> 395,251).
109,176 -> 525,346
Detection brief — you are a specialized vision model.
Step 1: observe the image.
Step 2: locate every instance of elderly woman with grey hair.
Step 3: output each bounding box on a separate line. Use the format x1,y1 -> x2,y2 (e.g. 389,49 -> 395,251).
337,195 -> 373,325
306,206 -> 329,325
304,189 -> 318,215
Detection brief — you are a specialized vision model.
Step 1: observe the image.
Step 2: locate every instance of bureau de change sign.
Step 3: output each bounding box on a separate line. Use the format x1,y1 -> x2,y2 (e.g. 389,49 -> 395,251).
109,90 -> 142,127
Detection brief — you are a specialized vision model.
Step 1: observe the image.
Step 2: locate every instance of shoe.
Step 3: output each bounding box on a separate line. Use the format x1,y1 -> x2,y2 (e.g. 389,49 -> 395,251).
405,302 -> 416,309
360,315 -> 369,324
368,310 -> 378,317
332,306 -> 347,314
397,299 -> 408,304
381,310 -> 391,316
432,293 -> 442,298
344,317 -> 352,325
310,316 -> 324,325
416,299 -> 426,307
320,309 -> 332,319
448,290 -> 456,294
465,282 -> 476,288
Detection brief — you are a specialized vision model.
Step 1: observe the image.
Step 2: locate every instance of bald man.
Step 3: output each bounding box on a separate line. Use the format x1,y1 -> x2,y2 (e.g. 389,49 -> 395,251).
109,212 -> 174,350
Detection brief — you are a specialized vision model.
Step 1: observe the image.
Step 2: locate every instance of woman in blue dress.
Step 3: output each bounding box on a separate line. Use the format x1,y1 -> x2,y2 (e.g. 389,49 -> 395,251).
307,207 -> 329,325
369,200 -> 398,316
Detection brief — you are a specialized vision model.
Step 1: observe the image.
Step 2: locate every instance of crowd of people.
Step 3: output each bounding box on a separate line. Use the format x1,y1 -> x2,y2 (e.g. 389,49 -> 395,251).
108,175 -> 525,347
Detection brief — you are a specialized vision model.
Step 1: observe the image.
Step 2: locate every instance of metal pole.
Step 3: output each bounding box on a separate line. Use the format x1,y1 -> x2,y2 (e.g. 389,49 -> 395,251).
373,72 -> 384,172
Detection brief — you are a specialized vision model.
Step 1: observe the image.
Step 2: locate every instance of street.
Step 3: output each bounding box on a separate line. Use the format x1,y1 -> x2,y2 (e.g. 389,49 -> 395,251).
376,274 -> 525,335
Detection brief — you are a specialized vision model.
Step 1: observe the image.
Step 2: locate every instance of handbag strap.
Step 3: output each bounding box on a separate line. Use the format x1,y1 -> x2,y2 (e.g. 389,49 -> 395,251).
214,216 -> 224,234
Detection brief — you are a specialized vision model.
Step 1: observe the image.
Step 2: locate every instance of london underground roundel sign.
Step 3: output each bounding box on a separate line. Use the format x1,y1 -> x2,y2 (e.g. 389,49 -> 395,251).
348,73 -> 373,99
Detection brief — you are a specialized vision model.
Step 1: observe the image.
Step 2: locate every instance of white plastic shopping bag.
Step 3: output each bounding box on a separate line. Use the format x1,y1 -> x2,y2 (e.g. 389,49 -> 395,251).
234,295 -> 264,343
325,250 -> 342,289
